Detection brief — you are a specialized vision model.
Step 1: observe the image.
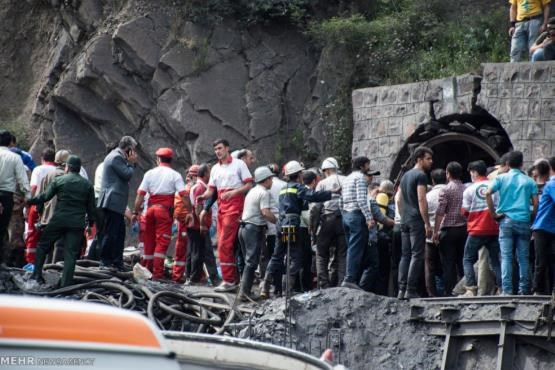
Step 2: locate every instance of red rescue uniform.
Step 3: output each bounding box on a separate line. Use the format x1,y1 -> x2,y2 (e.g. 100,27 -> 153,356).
138,163 -> 187,280
171,183 -> 192,282
208,157 -> 252,283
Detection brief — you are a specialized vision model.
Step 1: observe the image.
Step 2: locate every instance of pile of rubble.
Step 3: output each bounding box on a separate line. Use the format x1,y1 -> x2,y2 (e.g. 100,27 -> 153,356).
239,288 -> 444,370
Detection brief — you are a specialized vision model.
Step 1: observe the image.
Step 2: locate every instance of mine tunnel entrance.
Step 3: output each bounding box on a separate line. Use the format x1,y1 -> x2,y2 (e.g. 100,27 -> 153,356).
391,108 -> 513,184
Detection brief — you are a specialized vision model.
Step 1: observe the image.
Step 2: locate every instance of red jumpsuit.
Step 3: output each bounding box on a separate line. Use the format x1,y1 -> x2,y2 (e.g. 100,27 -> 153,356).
171,184 -> 192,282
208,157 -> 252,283
138,163 -> 187,280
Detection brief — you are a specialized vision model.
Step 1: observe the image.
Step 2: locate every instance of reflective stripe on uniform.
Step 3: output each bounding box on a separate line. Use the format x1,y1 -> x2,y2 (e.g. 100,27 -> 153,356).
142,255 -> 154,260
154,253 -> 166,258
174,261 -> 186,266
26,248 -> 36,253
220,262 -> 235,266
279,188 -> 298,195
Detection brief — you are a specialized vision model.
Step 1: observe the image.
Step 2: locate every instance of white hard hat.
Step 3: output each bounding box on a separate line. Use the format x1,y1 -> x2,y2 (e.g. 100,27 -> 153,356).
254,166 -> 274,183
321,157 -> 339,170
284,160 -> 304,176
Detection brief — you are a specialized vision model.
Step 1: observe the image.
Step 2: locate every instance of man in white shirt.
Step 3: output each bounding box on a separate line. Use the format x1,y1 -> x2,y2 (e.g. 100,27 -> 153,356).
25,148 -> 57,265
133,148 -> 189,280
0,130 -> 31,266
198,139 -> 253,292
424,169 -> 446,297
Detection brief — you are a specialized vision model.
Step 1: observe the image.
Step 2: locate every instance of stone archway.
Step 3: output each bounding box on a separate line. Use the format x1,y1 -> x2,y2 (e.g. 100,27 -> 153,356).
389,110 -> 513,184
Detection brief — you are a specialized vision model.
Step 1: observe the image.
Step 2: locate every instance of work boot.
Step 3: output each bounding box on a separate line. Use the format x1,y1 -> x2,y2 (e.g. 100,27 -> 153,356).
461,285 -> 478,297
214,281 -> 238,293
31,247 -> 47,284
238,267 -> 256,301
404,291 -> 420,300
259,274 -> 272,300
284,274 -> 297,295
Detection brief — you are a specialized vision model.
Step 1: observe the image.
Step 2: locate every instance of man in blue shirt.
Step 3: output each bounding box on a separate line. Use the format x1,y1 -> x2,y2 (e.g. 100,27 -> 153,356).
531,156 -> 555,294
486,151 -> 538,295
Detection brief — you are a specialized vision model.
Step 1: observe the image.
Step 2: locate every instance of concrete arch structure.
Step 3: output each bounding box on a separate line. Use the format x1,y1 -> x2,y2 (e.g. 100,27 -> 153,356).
351,62 -> 555,182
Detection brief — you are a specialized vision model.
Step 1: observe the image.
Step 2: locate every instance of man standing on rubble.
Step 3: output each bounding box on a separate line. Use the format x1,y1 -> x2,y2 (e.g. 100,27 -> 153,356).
397,147 -> 433,299
98,136 -> 137,271
260,161 -> 335,298
486,151 -> 538,295
0,130 -> 31,267
29,155 -> 96,287
133,148 -> 189,280
197,139 -> 253,292
314,157 -> 347,289
238,166 -> 277,300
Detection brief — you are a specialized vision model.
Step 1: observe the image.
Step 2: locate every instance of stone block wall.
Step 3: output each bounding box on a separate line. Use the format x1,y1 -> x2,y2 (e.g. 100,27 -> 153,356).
352,62 -> 555,180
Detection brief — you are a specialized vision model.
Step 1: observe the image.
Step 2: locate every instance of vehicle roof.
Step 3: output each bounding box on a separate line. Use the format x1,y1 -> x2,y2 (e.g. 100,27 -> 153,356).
0,295 -> 167,353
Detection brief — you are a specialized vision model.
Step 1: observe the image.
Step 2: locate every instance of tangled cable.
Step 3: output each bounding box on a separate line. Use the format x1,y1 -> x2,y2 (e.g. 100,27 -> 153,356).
7,263 -> 256,336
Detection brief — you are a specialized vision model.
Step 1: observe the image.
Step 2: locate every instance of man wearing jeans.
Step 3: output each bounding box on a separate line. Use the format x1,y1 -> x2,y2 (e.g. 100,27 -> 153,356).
397,147 -> 433,299
461,160 -> 502,296
486,151 -> 538,295
509,0 -> 551,62
340,156 -> 374,290
531,156 -> 555,294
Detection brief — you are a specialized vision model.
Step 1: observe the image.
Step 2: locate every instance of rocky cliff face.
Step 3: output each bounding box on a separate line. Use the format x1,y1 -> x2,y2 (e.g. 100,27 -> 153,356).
1,0 -> 350,183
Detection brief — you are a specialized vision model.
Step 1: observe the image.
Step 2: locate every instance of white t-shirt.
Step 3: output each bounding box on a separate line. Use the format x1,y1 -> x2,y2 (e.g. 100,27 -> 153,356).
138,165 -> 186,208
267,177 -> 286,235
30,163 -> 57,189
94,162 -> 104,199
208,157 -> 252,191
242,184 -> 272,226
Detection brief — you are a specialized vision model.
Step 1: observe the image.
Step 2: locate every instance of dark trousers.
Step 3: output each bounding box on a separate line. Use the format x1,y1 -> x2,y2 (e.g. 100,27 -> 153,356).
438,225 -> 467,296
463,235 -> 502,288
188,228 -> 219,283
343,210 -> 369,285
359,240 -> 379,292
374,234 -> 391,295
0,192 -> 14,264
260,234 -> 276,281
398,220 -> 425,294
390,224 -> 402,296
235,234 -> 245,278
34,225 -> 84,287
316,214 -> 347,288
298,227 -> 312,292
99,208 -> 126,268
533,230 -> 555,294
238,223 -> 266,294
86,200 -> 104,260
425,242 -> 442,297
266,226 -> 303,292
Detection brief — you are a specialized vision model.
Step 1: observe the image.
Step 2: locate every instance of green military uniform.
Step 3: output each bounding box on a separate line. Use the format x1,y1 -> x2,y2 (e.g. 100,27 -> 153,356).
29,156 -> 96,287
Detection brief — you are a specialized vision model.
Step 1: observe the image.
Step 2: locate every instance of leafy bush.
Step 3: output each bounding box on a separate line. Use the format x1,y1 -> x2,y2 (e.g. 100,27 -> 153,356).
0,121 -> 30,150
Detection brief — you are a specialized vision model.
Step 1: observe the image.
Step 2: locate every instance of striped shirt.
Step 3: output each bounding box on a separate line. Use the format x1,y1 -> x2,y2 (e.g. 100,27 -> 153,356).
436,179 -> 466,228
340,171 -> 372,221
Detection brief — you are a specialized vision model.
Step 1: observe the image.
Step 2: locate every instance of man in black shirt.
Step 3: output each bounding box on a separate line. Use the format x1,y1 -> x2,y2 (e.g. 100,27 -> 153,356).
397,147 -> 433,299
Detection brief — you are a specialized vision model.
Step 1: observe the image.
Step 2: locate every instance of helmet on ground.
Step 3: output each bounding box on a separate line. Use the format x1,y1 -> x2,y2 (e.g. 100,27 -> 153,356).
321,157 -> 339,170
284,160 -> 304,176
254,166 -> 274,183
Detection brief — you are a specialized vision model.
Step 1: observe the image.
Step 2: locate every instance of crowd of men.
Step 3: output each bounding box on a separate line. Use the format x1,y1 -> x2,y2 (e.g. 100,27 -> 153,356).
1,128 -> 555,300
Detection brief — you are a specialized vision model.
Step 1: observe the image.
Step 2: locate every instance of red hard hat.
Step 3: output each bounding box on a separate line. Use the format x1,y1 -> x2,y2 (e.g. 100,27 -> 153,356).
155,147 -> 173,158
188,164 -> 200,176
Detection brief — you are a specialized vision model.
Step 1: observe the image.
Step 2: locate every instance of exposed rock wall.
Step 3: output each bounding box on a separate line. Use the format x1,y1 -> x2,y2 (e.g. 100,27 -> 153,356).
1,0 -> 349,188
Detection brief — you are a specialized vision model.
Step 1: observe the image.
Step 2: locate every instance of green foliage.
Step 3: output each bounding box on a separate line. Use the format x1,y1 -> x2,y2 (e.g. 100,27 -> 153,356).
182,0 -> 310,27
0,121 -> 30,150
324,88 -> 354,172
307,0 -> 508,85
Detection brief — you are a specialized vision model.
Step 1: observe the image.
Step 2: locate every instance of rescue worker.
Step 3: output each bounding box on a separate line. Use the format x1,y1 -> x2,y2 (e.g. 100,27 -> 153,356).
260,160 -> 336,299
133,148 -> 189,280
29,155 -> 96,287
314,157 -> 346,288
189,163 -> 220,286
238,166 -> 277,300
25,148 -> 57,265
171,164 -> 197,283
197,139 -> 253,292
